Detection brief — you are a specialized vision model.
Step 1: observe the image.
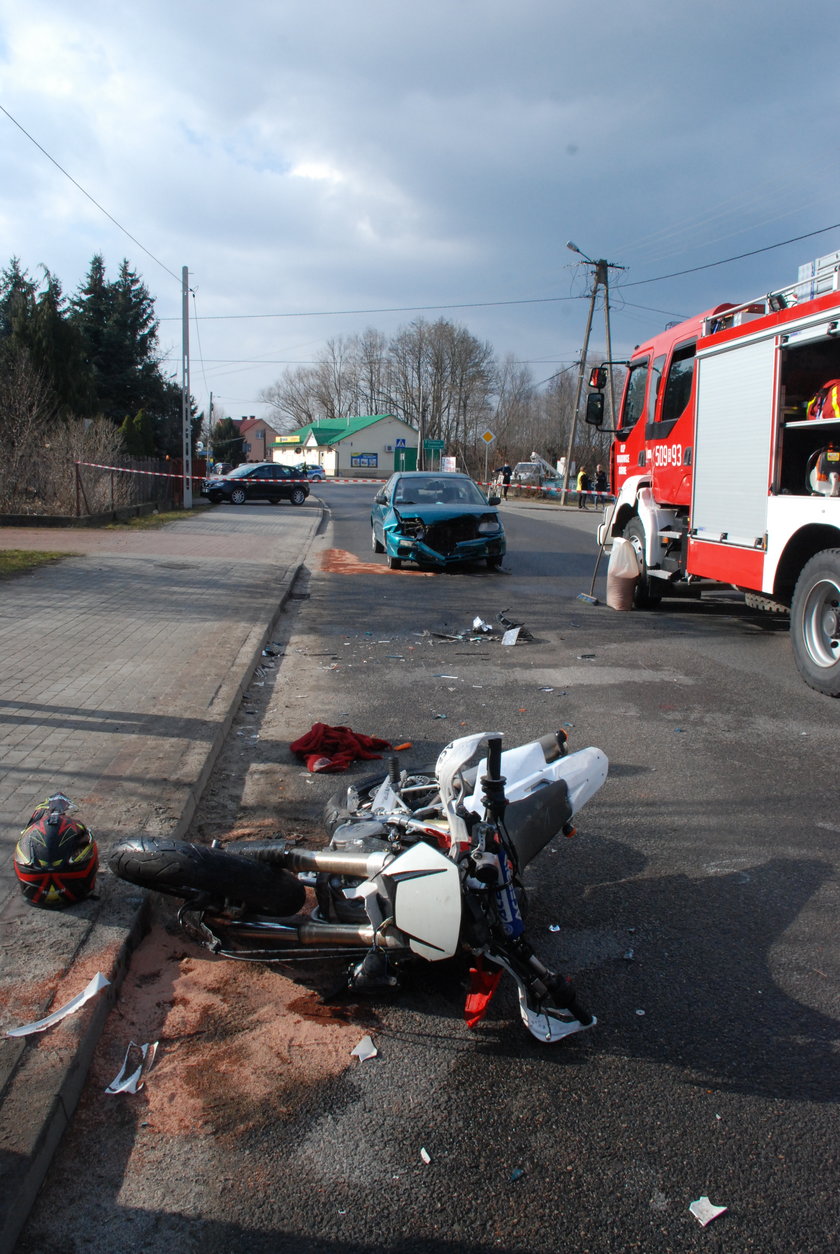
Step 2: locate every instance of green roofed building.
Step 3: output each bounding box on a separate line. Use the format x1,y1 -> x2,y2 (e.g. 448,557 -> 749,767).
270,414 -> 418,479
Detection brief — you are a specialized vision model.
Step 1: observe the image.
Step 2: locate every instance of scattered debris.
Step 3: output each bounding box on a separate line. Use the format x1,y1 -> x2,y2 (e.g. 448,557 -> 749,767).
350,1034 -> 378,1062
105,1040 -> 159,1094
5,972 -> 110,1038
548,924 -> 561,933
393,742 -> 412,751
635,1008 -> 646,1016
509,1167 -> 525,1182
689,1197 -> 728,1227
498,610 -> 534,640
623,948 -> 635,961
420,1147 -> 432,1164
501,627 -> 520,647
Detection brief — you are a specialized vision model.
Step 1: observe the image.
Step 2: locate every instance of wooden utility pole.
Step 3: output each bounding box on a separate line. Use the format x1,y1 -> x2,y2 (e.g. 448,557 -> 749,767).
561,246 -> 624,505
181,266 -> 192,508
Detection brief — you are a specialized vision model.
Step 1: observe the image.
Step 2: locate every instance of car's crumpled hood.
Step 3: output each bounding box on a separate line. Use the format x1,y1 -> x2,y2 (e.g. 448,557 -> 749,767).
392,503 -> 498,523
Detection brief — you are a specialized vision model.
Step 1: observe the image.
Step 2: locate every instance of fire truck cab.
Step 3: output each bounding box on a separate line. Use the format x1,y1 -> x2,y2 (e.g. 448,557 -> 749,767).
589,252 -> 840,695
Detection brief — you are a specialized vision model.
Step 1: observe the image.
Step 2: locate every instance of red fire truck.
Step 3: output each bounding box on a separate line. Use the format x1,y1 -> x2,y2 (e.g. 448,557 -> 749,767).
589,251 -> 840,695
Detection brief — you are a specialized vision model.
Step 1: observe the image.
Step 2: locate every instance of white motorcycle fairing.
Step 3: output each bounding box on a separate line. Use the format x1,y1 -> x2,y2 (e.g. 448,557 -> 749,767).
375,842 -> 462,961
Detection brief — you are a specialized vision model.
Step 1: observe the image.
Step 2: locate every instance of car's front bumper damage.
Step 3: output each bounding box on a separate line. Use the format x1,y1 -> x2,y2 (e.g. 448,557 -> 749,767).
384,514 -> 505,568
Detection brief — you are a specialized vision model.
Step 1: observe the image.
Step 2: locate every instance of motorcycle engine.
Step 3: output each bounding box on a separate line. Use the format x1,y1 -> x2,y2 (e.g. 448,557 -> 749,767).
315,821 -> 392,923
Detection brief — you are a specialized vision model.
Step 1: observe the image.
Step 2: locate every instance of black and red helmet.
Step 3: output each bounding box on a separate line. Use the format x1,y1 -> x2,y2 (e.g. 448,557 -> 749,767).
14,795 -> 98,908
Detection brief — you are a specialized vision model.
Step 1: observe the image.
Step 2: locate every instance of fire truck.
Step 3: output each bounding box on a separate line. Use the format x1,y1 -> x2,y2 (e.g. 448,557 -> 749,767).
588,251 -> 840,695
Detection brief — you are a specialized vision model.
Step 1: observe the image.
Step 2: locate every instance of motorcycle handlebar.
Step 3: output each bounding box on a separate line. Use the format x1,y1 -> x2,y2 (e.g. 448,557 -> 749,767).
486,735 -> 503,781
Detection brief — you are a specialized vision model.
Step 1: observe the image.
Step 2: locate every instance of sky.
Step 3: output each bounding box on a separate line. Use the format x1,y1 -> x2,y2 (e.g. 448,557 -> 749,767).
2,0 -> 840,425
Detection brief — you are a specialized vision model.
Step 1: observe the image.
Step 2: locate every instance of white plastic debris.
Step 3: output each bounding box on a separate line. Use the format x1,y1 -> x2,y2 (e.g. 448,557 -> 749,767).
501,627 -> 520,646
105,1041 -> 159,1094
420,1147 -> 432,1164
350,1034 -> 378,1062
689,1196 -> 727,1227
5,972 -> 110,1038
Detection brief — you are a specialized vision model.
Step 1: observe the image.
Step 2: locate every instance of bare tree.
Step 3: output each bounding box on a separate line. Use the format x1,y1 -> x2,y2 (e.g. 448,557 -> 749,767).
0,346 -> 55,512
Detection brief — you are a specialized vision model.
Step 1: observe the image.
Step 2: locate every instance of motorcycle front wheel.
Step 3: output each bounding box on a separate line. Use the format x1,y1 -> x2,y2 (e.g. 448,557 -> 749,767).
109,837 -> 307,915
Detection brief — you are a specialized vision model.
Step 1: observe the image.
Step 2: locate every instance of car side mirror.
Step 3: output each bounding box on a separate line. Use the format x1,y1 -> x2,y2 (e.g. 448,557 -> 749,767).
488,494 -> 501,506
374,491 -> 386,504
585,392 -> 605,427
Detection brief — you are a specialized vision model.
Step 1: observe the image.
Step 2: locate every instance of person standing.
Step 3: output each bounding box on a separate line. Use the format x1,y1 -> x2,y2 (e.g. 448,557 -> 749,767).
594,464 -> 608,506
496,463 -> 513,499
576,466 -> 590,509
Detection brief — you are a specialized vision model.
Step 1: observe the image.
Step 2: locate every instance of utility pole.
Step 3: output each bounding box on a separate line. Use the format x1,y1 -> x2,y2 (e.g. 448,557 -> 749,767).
181,266 -> 192,509
561,244 -> 624,505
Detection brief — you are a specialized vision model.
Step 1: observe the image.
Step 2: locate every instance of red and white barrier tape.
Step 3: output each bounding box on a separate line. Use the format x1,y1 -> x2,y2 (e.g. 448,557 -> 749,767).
74,461 -> 603,497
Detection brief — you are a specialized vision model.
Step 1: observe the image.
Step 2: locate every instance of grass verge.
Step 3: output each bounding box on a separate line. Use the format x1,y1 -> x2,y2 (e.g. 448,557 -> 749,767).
0,550 -> 70,579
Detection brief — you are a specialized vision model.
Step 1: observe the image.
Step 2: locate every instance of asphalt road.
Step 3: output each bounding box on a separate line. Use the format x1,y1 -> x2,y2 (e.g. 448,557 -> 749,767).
19,487 -> 840,1254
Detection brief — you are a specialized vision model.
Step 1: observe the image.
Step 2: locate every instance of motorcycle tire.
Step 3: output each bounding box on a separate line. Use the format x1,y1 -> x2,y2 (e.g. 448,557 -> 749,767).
109,836 -> 307,915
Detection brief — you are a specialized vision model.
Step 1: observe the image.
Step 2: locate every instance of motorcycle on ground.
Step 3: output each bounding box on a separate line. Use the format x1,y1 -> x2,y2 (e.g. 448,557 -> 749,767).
109,729 -> 608,1043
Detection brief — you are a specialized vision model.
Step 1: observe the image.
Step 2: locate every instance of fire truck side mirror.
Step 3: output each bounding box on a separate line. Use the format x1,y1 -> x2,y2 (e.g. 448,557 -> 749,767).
588,366 -> 607,389
585,392 -> 605,427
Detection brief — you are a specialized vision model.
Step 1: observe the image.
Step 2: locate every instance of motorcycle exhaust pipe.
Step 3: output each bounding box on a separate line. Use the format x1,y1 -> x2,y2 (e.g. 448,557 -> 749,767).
214,916 -> 408,949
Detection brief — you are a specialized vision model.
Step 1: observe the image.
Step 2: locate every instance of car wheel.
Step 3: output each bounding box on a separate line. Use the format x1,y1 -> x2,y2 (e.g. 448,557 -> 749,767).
230,487 -> 247,505
387,554 -> 402,570
371,528 -> 385,554
290,487 -> 307,506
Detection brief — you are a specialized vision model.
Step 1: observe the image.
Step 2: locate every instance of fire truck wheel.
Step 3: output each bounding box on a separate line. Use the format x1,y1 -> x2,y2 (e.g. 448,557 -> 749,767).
791,549 -> 840,696
623,517 -> 662,609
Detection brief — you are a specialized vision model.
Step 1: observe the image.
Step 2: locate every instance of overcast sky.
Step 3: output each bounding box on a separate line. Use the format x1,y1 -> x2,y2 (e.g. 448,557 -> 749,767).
2,0 -> 839,423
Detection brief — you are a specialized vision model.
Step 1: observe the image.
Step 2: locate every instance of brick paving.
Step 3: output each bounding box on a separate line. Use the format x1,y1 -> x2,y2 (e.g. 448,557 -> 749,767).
0,503 -> 320,1253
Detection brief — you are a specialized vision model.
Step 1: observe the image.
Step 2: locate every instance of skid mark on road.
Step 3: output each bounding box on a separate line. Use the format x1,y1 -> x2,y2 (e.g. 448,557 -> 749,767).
319,548 -> 434,575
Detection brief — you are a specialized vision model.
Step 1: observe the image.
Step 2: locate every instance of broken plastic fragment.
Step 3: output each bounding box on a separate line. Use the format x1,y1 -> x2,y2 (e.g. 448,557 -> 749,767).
5,972 -> 110,1038
105,1041 -> 159,1094
350,1034 -> 378,1062
689,1197 -> 727,1227
501,627 -> 520,646
510,1167 -> 525,1182
420,1147 -> 432,1164
548,923 -> 561,933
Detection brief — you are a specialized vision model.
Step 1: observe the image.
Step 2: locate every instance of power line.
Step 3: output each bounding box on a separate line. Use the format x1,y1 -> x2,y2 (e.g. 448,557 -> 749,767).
162,292 -> 583,322
619,222 -> 840,288
0,102 -> 182,286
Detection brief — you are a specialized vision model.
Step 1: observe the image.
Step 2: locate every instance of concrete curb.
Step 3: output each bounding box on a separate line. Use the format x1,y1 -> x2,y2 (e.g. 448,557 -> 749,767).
0,511 -> 322,1254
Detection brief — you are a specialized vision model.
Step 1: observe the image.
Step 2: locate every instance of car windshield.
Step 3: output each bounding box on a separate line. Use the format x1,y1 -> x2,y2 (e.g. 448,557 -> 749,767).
392,476 -> 488,506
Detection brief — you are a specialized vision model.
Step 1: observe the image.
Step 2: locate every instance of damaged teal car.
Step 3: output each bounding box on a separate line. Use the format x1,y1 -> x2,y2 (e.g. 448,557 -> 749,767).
370,472 -> 506,571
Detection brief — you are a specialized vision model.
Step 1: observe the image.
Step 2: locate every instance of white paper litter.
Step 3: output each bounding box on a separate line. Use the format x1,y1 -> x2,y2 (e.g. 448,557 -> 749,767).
105,1041 -> 159,1094
689,1196 -> 728,1227
350,1034 -> 378,1062
5,972 -> 110,1038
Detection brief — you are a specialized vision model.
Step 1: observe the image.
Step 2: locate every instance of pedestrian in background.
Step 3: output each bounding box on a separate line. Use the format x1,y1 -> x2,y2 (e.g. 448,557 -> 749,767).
576,466 -> 590,509
594,464 -> 608,506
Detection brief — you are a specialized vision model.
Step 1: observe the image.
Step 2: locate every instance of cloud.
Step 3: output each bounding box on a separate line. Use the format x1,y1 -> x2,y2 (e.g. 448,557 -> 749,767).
1,0 -> 839,416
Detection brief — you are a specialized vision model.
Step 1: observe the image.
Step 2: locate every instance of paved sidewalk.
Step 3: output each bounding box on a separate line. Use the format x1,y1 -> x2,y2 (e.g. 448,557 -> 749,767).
0,503 -> 321,1253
